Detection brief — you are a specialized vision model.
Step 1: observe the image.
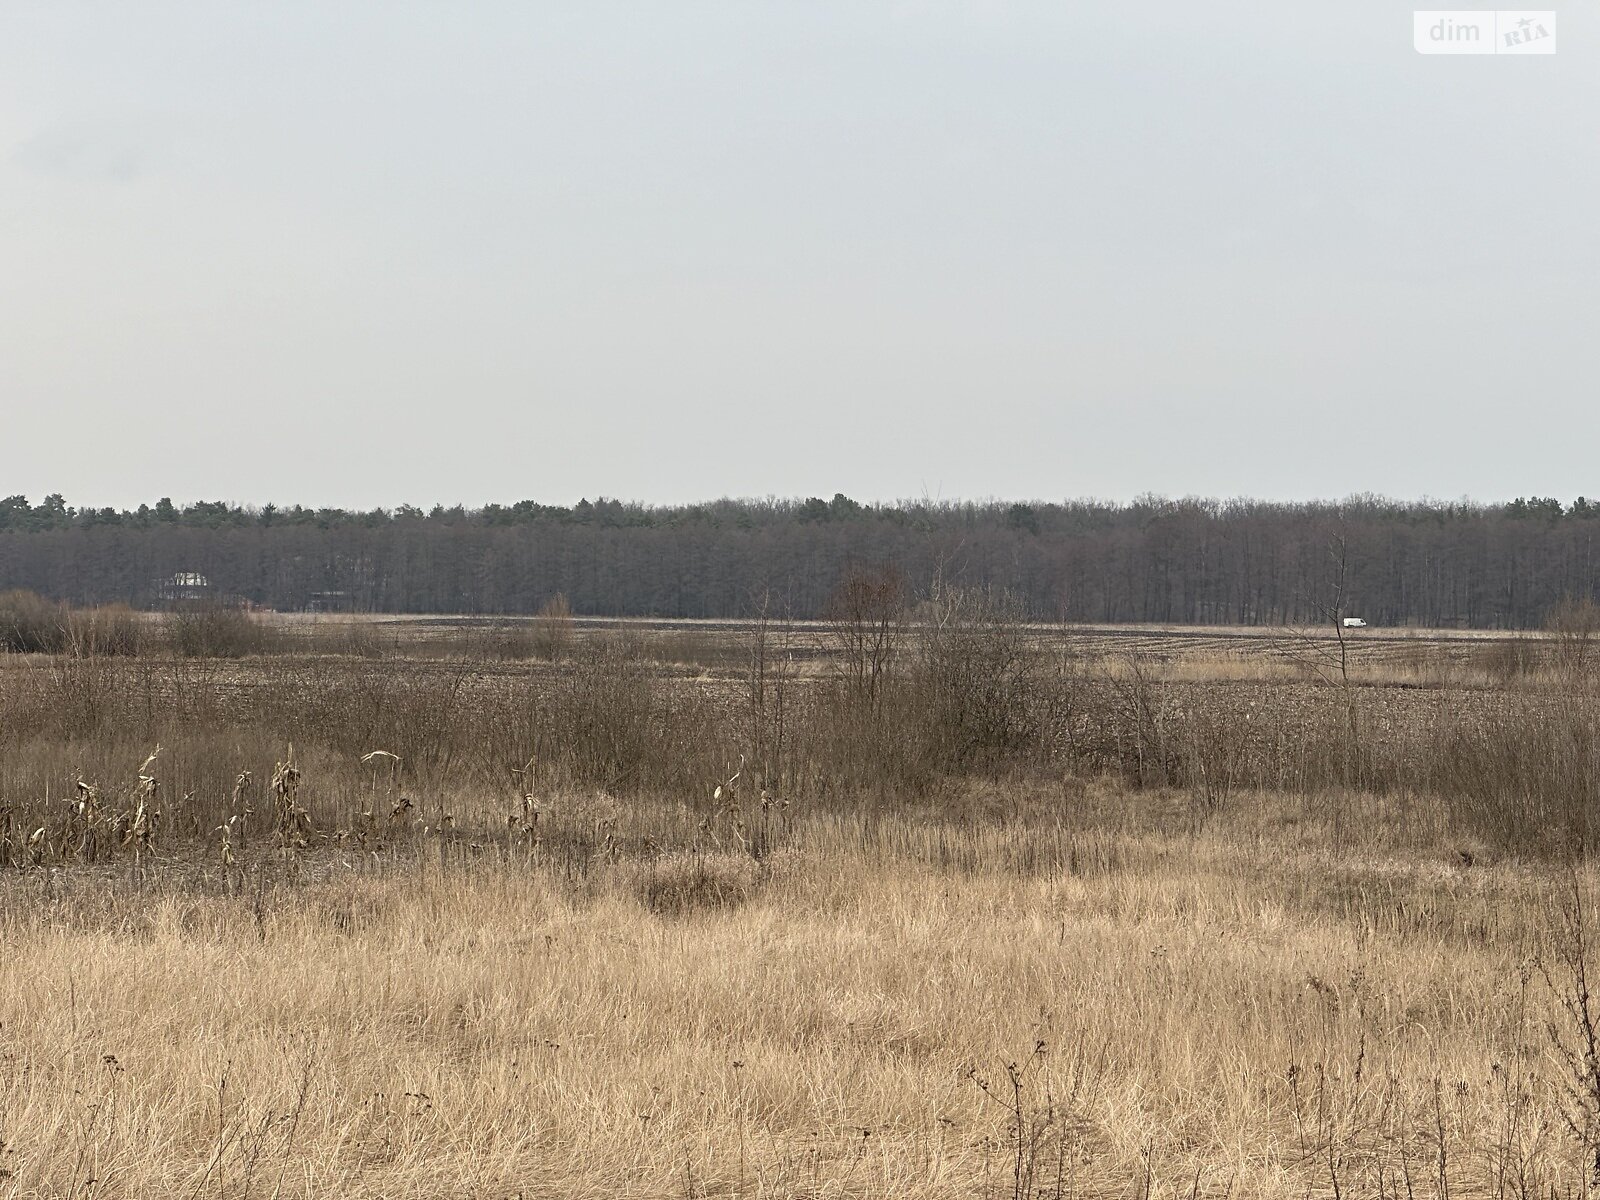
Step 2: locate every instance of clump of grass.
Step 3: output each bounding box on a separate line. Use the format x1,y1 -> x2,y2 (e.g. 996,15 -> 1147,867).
332,621 -> 389,659
629,850 -> 764,915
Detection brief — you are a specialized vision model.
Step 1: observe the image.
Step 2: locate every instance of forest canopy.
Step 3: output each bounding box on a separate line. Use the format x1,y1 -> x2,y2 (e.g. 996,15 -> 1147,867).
0,493 -> 1596,627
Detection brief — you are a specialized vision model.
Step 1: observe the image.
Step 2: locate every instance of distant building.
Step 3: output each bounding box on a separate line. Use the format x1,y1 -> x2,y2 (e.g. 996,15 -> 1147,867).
154,572 -> 213,607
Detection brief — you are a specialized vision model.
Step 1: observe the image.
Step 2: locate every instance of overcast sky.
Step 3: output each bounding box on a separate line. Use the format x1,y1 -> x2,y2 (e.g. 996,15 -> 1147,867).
1,2 -> 1595,511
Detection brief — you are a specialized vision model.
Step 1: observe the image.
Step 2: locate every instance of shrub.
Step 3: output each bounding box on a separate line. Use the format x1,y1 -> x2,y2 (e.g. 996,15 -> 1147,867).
1548,596 -> 1600,676
0,589 -> 68,653
826,565 -> 904,703
909,584 -> 1051,772
1476,638 -> 1542,684
66,604 -> 145,656
0,594 -> 147,657
531,640 -> 722,792
529,593 -> 575,660
792,678 -> 938,799
1428,699 -> 1600,854
168,604 -> 272,658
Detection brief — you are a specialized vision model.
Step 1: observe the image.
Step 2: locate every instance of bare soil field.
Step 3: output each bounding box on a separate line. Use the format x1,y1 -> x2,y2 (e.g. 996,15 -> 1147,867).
277,611 -> 1548,655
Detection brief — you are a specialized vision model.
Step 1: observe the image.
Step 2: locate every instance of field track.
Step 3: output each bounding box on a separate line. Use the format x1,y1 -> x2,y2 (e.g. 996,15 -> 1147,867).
267,612 -> 1550,670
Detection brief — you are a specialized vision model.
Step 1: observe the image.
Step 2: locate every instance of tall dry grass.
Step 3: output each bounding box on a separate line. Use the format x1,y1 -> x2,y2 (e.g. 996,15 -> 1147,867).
0,794 -> 1598,1196
3,602 -> 1599,860
4,606 -> 1600,1194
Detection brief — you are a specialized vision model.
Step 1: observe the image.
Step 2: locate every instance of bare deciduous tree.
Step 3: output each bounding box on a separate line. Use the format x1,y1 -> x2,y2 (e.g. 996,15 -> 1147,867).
1548,596 -> 1600,678
826,565 -> 904,705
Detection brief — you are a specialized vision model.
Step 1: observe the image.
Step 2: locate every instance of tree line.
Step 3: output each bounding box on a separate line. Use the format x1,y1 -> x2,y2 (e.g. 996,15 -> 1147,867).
1,492 -> 1598,627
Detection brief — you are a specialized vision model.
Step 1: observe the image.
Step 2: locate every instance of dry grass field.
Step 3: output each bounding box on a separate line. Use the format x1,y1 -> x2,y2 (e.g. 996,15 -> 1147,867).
3,602 -> 1600,1198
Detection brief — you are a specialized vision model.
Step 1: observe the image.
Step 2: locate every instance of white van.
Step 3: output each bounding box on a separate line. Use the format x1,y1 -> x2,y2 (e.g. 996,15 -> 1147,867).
1341,617 -> 1368,629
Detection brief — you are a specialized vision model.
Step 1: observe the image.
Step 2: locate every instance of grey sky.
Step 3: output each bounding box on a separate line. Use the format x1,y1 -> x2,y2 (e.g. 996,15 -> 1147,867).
1,2 -> 1595,511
